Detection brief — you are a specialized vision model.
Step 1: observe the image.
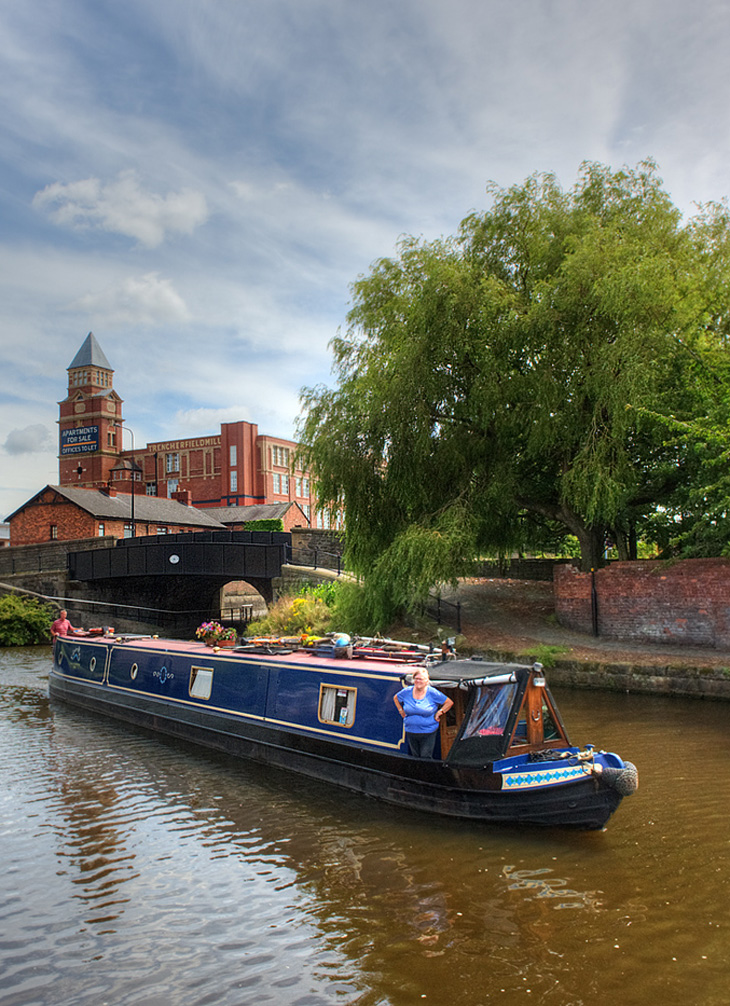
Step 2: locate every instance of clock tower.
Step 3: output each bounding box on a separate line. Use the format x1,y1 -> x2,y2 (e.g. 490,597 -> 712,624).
58,333 -> 125,488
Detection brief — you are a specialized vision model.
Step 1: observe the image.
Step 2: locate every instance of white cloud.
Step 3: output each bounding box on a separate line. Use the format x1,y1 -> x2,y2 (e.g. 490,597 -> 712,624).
32,170 -> 209,248
3,424 -> 53,455
67,272 -> 190,326
2,0 -> 730,522
174,406 -> 254,433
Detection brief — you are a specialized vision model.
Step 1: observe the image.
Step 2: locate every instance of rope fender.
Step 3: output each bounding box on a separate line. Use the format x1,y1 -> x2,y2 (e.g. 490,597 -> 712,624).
598,761 -> 639,796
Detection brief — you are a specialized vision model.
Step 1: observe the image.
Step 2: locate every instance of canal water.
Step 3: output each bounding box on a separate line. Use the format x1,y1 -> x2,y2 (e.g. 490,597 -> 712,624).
0,646 -> 728,1006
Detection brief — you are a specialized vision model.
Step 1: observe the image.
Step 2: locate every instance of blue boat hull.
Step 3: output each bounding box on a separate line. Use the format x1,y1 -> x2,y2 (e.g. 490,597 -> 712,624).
49,655 -> 624,830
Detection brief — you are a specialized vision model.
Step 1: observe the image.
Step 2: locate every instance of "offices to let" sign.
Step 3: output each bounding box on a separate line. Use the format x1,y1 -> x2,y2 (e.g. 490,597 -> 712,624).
61,425 -> 100,455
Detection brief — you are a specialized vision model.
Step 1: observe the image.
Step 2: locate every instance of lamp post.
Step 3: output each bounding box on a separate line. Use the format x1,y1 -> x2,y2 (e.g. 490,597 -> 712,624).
121,426 -> 139,536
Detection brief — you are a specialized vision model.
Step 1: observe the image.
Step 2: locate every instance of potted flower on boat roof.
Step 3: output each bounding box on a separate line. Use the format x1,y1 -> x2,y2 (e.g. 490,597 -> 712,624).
195,620 -> 238,648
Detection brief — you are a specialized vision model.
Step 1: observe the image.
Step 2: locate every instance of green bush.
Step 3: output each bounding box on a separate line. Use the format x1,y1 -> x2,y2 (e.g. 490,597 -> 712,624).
246,581 -> 346,637
245,579 -> 414,638
246,594 -> 333,637
243,518 -> 285,532
0,595 -> 56,646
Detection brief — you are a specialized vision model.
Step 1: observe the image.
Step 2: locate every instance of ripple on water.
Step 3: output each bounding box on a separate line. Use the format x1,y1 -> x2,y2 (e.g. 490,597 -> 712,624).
1,653 -> 730,1005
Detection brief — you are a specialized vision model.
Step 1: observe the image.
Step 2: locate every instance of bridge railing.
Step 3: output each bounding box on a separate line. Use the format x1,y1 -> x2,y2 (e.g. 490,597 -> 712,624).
287,544 -> 344,574
221,604 -> 255,624
69,536 -> 289,580
115,529 -> 292,547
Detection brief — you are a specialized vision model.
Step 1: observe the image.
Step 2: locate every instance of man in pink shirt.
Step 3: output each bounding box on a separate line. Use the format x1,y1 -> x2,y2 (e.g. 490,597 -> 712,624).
50,609 -> 78,641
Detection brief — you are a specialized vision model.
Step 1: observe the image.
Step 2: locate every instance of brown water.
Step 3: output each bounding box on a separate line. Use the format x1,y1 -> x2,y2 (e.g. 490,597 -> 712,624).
0,646 -> 728,1006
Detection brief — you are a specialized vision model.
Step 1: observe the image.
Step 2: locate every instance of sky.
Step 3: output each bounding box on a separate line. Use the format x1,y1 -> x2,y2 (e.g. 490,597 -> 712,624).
2,0 -> 730,519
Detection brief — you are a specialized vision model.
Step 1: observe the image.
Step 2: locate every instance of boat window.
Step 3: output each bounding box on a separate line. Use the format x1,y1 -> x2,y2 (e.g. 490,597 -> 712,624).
130,663 -> 138,680
189,666 -> 214,701
319,684 -> 356,727
461,682 -> 517,739
542,698 -> 560,741
512,704 -> 529,745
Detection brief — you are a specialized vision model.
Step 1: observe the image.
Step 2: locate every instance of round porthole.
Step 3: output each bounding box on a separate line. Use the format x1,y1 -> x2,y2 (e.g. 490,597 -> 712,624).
169,554 -> 180,564
130,663 -> 138,680
90,657 -> 96,672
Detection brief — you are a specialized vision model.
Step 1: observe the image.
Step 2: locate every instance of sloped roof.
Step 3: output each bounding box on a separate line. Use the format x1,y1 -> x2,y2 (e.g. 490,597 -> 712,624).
5,486 -> 227,528
203,502 -> 306,524
68,332 -> 113,371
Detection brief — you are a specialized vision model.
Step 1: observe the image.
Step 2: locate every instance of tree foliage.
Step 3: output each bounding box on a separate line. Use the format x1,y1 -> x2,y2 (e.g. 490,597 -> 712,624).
298,161 -> 730,627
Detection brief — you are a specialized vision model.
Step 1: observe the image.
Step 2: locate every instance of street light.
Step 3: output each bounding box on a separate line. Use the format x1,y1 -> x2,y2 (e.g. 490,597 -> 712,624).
120,426 -> 140,535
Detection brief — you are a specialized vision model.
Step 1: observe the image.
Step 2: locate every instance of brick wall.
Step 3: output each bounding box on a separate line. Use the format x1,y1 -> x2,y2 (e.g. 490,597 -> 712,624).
10,499 -> 104,545
554,559 -> 730,648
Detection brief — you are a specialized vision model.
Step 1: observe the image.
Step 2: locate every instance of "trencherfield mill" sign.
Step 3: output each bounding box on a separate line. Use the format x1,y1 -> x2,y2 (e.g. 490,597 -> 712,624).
61,426 -> 100,455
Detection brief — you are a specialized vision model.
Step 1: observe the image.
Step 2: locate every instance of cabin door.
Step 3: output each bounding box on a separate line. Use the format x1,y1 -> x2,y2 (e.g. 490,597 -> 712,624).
439,689 -> 465,758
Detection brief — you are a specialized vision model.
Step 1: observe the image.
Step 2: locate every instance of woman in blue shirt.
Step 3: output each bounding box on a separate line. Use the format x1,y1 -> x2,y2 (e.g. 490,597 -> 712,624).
394,668 -> 454,758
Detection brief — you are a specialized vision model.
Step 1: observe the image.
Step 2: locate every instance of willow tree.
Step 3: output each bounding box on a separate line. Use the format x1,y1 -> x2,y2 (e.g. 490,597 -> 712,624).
298,161 -> 727,627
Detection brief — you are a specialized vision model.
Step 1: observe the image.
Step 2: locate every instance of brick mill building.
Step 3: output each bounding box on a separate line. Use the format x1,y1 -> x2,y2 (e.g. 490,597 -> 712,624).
6,333 -> 329,545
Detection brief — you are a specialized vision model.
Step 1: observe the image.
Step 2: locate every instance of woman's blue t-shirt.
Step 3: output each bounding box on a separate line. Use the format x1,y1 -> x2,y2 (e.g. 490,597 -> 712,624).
396,685 -> 448,734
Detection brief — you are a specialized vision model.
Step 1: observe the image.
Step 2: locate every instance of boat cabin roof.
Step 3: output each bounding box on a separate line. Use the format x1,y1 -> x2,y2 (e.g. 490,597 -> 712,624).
411,658 -> 534,687
99,637 -> 536,685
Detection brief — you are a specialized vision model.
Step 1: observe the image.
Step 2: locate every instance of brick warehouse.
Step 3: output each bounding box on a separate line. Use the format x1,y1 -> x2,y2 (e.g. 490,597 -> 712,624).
7,333 -> 332,546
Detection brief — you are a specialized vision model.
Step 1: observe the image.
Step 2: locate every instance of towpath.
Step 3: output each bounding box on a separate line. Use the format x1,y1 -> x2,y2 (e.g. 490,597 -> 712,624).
439,577 -> 730,672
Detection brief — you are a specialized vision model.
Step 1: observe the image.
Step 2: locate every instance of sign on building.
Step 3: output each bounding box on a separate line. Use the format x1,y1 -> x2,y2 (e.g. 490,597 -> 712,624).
61,425 -> 100,455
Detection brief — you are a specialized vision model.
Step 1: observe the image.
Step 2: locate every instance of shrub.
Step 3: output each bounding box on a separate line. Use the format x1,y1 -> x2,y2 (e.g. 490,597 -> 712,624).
242,518 -> 285,532
246,581 -> 346,637
245,578 -> 441,639
0,595 -> 56,646
246,594 -> 332,637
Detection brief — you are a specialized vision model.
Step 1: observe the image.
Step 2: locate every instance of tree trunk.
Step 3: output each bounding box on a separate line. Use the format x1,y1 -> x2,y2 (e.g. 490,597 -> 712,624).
572,524 -> 606,572
520,499 -> 607,573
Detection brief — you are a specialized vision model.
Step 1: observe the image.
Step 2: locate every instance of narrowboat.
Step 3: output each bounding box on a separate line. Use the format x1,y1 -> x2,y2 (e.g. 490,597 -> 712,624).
50,633 -> 638,830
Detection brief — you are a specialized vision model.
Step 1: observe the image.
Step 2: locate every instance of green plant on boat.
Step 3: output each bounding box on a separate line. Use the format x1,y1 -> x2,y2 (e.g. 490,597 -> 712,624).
0,594 -> 56,646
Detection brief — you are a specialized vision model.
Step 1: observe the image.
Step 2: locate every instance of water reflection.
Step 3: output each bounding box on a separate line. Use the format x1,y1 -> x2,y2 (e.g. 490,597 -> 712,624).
502,865 -> 603,911
1,649 -> 729,1005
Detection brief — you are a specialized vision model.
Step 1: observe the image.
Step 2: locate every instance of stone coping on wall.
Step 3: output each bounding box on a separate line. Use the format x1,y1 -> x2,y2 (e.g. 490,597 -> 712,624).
477,646 -> 730,701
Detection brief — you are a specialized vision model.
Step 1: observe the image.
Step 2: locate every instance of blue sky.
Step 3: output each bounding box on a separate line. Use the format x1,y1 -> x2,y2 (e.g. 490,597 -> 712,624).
2,0 -> 730,518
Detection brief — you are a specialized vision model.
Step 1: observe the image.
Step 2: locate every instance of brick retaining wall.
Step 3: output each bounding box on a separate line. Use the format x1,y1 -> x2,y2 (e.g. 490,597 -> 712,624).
555,558 -> 730,648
